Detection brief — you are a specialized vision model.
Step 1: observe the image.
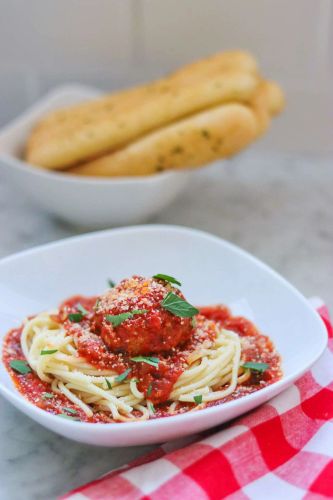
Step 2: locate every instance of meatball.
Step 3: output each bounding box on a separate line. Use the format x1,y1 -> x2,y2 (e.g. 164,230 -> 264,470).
94,276 -> 193,355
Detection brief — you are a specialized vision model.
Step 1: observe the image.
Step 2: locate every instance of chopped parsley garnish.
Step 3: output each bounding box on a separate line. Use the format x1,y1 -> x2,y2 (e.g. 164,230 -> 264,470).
9,359 -> 31,375
161,292 -> 199,318
242,362 -> 269,373
42,392 -> 54,399
68,312 -> 83,323
63,407 -> 78,415
105,312 -> 131,326
193,394 -> 203,405
153,274 -> 182,286
115,368 -> 131,383
105,378 -> 112,390
147,384 -> 153,397
58,414 -> 80,421
149,402 -> 156,414
69,303 -> 89,322
105,309 -> 148,327
107,279 -> 116,288
171,145 -> 184,155
130,356 -> 159,368
132,309 -> 148,315
77,303 -> 89,316
40,349 -> 58,355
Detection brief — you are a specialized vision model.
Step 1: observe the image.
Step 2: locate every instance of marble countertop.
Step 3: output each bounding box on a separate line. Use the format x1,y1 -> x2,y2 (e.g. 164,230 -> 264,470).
0,151 -> 332,499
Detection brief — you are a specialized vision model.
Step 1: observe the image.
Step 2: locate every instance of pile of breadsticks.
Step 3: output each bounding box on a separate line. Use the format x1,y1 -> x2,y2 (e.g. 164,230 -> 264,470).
26,50 -> 284,177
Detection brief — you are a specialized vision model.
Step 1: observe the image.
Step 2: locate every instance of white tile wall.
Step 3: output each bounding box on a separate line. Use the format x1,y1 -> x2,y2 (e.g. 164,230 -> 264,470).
140,0 -> 328,84
1,0 -> 133,71
0,0 -> 133,112
0,0 -> 332,153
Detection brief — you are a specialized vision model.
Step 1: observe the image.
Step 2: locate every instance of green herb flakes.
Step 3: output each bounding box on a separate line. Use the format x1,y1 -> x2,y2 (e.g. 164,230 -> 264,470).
42,392 -> 54,399
153,274 -> 182,286
106,309 -> 148,327
161,292 -> 199,318
115,368 -> 131,383
9,360 -> 31,375
130,356 -> 159,368
68,313 -> 83,323
40,349 -> 58,356
242,362 -> 269,373
193,394 -> 203,404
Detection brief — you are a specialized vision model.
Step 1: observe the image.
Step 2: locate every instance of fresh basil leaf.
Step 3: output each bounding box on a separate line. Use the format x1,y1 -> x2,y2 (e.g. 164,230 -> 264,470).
40,349 -> 58,355
115,368 -> 131,383
77,303 -> 89,316
147,383 -> 153,397
105,378 -> 112,390
107,279 -> 116,288
105,309 -> 148,327
131,309 -> 148,315
149,402 -> 155,414
68,313 -> 83,323
42,392 -> 54,399
105,312 -> 132,326
193,394 -> 203,404
242,362 -> 269,373
10,359 -> 31,375
58,414 -> 80,421
153,274 -> 182,286
63,407 -> 78,415
130,356 -> 159,368
161,292 -> 199,318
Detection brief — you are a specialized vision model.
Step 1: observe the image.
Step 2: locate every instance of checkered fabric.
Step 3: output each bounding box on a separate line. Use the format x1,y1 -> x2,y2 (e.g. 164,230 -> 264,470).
61,301 -> 332,500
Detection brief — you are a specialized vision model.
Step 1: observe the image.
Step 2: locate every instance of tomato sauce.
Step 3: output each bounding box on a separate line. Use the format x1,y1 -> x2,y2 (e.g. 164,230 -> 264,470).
2,297 -> 282,423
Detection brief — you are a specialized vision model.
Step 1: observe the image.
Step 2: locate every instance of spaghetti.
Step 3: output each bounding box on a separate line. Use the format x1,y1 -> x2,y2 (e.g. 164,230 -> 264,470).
3,275 -> 282,423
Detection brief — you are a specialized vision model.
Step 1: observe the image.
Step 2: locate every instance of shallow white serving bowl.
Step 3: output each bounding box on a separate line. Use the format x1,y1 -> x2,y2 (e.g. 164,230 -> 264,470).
0,85 -> 190,228
0,225 -> 327,446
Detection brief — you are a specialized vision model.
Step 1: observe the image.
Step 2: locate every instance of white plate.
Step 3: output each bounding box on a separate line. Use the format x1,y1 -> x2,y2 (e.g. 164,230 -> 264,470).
0,225 -> 327,446
0,85 -> 190,228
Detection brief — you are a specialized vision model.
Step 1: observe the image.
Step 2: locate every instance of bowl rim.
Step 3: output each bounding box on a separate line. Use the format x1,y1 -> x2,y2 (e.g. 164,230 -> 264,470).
0,224 -> 328,434
0,152 -> 188,186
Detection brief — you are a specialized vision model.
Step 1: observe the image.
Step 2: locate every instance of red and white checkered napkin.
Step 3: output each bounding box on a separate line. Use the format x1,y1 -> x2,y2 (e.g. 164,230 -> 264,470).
62,301 -> 333,500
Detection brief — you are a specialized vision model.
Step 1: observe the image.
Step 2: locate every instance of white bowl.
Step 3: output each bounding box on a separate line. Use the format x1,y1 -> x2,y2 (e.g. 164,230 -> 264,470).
0,85 -> 190,228
0,225 -> 327,446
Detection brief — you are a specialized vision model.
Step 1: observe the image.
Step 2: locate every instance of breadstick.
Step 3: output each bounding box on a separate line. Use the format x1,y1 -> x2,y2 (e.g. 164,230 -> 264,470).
259,80 -> 285,116
69,103 -> 258,177
28,50 -> 258,132
27,70 -> 258,170
26,54 -> 260,170
248,80 -> 285,137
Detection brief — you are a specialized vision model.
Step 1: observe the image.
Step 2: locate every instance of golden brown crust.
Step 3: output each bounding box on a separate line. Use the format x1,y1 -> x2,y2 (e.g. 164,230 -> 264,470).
24,50 -> 284,176
259,80 -> 285,116
27,50 -> 258,135
169,50 -> 258,81
26,70 -> 258,170
26,51 -> 259,171
69,103 -> 259,177
247,80 -> 285,137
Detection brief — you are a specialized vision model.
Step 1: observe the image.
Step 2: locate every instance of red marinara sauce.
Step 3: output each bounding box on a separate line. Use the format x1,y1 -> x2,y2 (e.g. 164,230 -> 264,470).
199,305 -> 282,401
2,296 -> 282,423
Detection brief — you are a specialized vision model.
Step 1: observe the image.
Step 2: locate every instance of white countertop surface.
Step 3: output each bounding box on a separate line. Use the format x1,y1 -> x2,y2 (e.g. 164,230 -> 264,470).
0,151 -> 332,499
